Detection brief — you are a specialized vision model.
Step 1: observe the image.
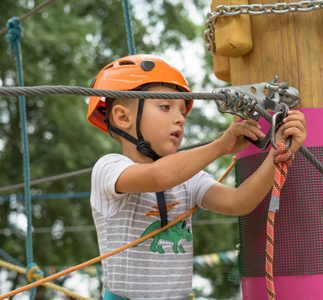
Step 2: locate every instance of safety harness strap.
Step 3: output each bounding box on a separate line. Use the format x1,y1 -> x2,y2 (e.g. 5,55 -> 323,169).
156,191 -> 168,227
136,84 -> 148,142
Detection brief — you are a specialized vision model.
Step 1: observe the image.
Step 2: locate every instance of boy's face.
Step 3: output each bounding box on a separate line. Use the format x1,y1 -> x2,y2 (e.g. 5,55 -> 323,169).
140,85 -> 187,157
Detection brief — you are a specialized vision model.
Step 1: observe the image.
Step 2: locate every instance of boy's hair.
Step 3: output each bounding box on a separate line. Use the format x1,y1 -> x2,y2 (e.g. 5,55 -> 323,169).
105,97 -> 132,121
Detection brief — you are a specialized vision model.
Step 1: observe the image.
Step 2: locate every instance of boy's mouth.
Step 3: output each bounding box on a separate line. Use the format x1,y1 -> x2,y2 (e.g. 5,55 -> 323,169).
170,130 -> 182,141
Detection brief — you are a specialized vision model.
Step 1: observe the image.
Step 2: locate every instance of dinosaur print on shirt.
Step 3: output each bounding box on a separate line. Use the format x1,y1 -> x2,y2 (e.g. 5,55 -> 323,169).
135,220 -> 193,254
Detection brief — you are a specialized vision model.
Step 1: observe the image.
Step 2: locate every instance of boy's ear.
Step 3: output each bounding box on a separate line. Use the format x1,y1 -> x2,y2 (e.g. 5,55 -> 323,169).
111,105 -> 133,130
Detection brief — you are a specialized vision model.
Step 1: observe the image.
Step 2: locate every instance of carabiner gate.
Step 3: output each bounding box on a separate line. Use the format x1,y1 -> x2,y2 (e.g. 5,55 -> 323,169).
270,111 -> 292,150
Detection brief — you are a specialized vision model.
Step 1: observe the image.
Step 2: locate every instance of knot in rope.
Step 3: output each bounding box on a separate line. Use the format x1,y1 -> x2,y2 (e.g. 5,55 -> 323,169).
269,142 -> 294,213
273,142 -> 294,167
5,17 -> 24,58
26,263 -> 44,282
272,142 -> 294,196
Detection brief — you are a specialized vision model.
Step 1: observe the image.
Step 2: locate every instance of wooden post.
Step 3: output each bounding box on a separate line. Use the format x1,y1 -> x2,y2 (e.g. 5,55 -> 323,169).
211,0 -> 323,108
209,1 -> 323,299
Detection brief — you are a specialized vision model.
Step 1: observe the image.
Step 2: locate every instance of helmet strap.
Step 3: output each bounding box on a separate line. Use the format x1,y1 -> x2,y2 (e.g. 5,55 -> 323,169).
156,191 -> 168,228
133,84 -> 161,160
107,124 -> 160,161
136,98 -> 145,141
107,123 -> 138,145
106,83 -> 167,227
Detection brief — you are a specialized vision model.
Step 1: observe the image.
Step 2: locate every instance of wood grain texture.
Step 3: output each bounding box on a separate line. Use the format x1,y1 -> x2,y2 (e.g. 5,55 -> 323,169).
210,0 -> 323,108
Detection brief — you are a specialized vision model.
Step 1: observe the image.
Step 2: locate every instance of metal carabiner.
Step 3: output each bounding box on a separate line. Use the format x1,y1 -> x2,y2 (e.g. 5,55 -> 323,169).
245,98 -> 288,150
270,111 -> 292,150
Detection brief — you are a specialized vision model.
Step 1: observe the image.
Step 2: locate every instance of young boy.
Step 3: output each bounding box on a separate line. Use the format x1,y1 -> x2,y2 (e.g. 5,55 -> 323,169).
87,54 -> 306,300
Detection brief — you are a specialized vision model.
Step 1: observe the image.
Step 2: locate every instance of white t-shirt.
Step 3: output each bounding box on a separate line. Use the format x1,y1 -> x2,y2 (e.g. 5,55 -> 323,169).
90,154 -> 217,300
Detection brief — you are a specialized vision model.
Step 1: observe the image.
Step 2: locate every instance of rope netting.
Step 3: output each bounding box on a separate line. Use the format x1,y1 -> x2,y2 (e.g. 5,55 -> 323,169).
0,0 -> 56,36
5,15 -> 37,300
230,146 -> 323,282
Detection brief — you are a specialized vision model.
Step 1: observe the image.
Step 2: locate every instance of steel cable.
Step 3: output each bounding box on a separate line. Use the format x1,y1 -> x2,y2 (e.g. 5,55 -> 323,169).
1,85 -> 322,174
0,85 -> 225,100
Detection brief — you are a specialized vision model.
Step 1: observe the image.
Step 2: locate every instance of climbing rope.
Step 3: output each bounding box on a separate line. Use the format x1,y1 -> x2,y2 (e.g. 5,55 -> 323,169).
0,168 -> 92,193
5,17 -> 39,300
266,143 -> 294,300
0,140 -> 219,194
0,260 -> 95,300
122,0 -> 136,55
0,192 -> 91,202
0,248 -> 24,268
0,140 -> 217,194
0,0 -> 56,36
0,146 -> 234,203
218,156 -> 236,182
0,206 -> 199,300
0,158 -> 235,299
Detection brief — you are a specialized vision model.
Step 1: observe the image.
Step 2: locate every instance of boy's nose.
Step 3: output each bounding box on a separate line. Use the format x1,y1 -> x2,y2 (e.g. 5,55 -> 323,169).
175,111 -> 185,125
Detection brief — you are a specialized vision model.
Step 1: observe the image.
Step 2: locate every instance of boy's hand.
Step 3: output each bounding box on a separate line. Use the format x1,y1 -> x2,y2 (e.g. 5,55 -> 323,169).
275,110 -> 306,153
219,119 -> 265,154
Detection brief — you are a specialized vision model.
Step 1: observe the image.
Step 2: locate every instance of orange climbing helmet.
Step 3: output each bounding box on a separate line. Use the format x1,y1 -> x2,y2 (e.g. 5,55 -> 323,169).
87,54 -> 193,134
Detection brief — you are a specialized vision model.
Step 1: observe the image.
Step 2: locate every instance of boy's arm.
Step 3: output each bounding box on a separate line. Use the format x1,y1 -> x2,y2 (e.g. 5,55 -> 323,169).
201,151 -> 275,215
115,119 -> 264,193
201,110 -> 307,216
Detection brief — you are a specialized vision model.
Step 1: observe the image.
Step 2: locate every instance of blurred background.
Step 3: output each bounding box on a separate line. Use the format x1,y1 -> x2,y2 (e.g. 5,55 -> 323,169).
0,1 -> 240,299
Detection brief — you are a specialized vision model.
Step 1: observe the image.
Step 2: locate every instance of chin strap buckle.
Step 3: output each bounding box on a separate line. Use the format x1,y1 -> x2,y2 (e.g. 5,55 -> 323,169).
136,141 -> 152,156
136,141 -> 161,161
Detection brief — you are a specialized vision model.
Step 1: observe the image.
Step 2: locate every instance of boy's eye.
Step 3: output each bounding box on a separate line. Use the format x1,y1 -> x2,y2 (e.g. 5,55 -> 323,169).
160,105 -> 170,111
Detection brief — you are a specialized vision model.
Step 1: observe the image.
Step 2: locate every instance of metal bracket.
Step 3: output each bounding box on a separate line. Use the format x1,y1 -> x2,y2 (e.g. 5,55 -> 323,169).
245,98 -> 289,150
214,75 -> 300,116
213,76 -> 300,150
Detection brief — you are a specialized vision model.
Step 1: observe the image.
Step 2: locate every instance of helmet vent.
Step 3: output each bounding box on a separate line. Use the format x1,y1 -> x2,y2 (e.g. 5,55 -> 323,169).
140,60 -> 155,71
119,60 -> 135,66
103,64 -> 114,71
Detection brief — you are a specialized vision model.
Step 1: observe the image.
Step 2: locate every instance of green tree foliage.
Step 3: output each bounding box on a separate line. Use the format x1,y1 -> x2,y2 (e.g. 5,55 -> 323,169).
0,0 -> 239,299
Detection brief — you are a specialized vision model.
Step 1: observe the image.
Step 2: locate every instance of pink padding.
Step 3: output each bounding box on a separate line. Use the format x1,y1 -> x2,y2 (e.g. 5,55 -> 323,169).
242,275 -> 323,299
236,108 -> 323,159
